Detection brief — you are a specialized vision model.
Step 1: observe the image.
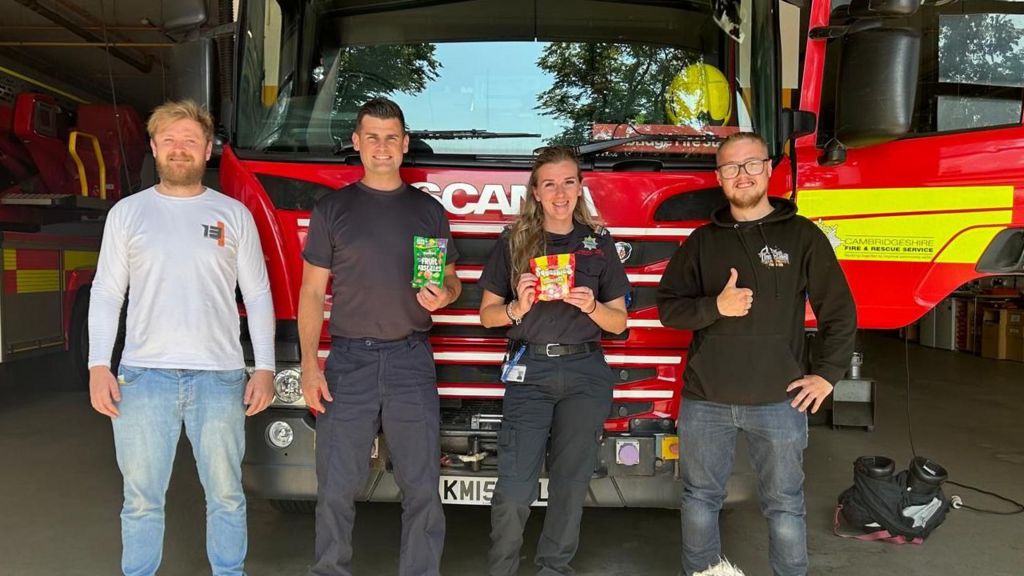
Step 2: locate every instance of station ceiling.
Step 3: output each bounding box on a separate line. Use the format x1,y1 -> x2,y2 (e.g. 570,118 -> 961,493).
0,0 -> 228,116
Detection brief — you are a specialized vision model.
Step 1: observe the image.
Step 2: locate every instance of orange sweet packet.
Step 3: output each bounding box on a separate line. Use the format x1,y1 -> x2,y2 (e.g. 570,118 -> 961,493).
530,253 -> 575,301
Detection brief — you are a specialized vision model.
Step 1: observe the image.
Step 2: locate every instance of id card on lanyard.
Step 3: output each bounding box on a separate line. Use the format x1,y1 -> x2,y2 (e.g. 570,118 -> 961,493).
501,343 -> 527,383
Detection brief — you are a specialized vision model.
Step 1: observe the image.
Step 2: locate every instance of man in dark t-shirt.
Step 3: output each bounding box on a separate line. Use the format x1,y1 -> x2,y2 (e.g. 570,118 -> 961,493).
299,98 -> 461,576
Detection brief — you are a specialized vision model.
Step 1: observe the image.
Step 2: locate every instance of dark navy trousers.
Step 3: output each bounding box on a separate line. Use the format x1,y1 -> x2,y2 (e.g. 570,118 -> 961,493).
309,333 -> 445,576
488,348 -> 615,576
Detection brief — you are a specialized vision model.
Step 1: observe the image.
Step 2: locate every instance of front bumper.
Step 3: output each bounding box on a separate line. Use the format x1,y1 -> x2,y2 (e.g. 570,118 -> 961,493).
243,408 -> 755,507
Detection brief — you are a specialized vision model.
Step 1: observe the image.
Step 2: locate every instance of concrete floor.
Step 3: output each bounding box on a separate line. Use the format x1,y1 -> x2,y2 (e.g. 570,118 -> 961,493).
1,331 -> 1022,576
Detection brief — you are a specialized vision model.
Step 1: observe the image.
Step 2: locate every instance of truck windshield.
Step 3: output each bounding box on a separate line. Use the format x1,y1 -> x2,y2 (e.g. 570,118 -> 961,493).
235,0 -> 772,162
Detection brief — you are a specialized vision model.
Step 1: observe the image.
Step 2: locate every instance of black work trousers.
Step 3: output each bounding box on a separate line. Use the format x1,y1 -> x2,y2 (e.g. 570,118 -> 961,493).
488,347 -> 615,576
309,333 -> 445,576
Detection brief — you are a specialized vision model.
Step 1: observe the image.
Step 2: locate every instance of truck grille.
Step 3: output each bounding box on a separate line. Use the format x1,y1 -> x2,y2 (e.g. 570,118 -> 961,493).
441,399 -> 503,430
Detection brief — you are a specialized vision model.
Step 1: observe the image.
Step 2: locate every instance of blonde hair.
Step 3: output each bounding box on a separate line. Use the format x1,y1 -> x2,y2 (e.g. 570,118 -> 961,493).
508,146 -> 605,287
146,99 -> 214,142
716,131 -> 768,165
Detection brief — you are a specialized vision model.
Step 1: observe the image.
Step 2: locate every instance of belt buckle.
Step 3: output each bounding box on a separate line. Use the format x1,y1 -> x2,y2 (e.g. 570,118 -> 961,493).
545,343 -> 560,357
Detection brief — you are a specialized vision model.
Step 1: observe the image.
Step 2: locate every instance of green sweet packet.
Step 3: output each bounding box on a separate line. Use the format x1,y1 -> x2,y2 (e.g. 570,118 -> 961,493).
411,236 -> 448,288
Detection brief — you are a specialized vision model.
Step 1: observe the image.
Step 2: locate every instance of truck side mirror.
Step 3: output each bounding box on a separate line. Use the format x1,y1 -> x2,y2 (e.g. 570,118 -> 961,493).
163,0 -> 207,31
171,37 -> 215,109
834,26 -> 920,148
170,37 -> 218,153
781,109 -> 817,143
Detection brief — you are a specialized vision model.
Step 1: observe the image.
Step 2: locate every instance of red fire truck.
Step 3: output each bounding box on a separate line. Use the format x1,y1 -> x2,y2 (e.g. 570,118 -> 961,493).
0,67 -> 145,383
175,0 -> 1023,510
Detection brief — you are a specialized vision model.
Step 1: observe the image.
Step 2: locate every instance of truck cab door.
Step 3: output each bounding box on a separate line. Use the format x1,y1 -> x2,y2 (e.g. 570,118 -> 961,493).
794,0 -> 1024,329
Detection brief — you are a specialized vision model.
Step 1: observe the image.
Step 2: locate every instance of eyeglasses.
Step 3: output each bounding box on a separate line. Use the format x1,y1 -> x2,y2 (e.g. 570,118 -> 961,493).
716,159 -> 769,179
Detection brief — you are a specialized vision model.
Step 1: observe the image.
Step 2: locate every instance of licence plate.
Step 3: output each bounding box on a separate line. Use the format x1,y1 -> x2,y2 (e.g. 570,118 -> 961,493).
439,475 -> 549,506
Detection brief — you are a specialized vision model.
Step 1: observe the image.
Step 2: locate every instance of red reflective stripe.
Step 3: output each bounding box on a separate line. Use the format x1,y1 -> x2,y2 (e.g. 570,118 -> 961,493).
16,249 -> 60,270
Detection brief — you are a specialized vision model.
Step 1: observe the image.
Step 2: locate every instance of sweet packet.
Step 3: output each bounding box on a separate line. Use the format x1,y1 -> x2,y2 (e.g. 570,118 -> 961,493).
411,236 -> 447,288
530,253 -> 575,301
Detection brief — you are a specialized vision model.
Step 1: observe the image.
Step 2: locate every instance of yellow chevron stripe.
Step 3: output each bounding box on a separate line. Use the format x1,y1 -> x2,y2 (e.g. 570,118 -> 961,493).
3,249 -> 16,271
800,186 -> 1013,219
64,250 -> 99,270
935,227 -> 1005,264
812,211 -> 1011,263
16,270 -> 60,293
801,186 -> 1015,264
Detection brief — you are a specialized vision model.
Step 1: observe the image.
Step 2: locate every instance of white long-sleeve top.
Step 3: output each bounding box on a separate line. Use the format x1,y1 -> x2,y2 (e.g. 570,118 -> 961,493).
88,186 -> 275,371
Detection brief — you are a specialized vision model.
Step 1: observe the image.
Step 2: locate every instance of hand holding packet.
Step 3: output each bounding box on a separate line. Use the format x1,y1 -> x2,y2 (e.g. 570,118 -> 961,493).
412,236 -> 448,288
530,253 -> 575,301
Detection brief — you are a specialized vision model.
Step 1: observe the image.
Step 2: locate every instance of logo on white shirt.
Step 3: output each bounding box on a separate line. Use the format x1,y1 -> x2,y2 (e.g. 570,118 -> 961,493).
202,221 -> 226,247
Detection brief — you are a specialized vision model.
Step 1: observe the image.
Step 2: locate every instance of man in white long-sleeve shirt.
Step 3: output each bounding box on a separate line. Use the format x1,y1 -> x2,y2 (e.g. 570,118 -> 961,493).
88,100 -> 276,576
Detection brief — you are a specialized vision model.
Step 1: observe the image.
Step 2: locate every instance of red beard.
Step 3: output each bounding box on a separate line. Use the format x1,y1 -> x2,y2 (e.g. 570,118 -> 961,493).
726,187 -> 766,210
156,155 -> 205,187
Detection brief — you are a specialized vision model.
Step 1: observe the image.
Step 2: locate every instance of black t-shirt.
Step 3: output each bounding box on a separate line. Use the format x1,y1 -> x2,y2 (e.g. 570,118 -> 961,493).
478,222 -> 630,344
302,181 -> 459,340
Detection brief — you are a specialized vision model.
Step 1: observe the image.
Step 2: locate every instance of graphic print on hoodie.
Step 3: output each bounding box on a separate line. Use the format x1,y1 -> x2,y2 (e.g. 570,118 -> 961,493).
656,197 -> 857,405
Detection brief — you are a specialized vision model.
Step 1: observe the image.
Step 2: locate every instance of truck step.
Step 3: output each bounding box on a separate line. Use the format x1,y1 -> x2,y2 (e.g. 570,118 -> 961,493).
1,193 -> 110,210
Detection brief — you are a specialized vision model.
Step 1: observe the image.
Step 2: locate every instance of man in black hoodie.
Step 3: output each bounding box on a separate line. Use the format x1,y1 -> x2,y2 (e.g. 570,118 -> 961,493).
656,133 -> 856,576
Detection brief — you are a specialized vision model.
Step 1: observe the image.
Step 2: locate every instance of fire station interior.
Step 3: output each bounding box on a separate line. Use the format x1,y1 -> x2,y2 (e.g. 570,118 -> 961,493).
1,1 -> 1022,575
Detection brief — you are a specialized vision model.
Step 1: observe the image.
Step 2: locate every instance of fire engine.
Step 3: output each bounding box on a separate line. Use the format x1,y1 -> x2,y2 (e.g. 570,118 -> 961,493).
0,64 -> 145,383
167,0 -> 1023,510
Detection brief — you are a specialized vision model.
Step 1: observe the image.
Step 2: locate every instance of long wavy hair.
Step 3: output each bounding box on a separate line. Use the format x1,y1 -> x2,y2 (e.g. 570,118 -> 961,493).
508,146 -> 605,287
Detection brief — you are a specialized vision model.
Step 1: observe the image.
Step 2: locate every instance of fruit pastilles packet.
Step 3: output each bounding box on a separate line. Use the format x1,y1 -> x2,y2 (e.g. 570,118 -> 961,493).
412,236 -> 448,288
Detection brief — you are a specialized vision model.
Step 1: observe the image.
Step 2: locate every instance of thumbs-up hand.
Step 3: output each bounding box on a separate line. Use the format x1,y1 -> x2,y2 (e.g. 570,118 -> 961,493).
717,268 -> 754,317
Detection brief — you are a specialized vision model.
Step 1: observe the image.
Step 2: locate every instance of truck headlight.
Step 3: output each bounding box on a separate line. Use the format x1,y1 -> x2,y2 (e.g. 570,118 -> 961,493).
267,421 -> 294,448
273,368 -> 303,404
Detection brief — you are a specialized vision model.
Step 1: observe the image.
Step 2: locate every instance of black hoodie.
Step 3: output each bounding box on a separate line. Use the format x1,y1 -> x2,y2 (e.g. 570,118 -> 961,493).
656,197 -> 856,405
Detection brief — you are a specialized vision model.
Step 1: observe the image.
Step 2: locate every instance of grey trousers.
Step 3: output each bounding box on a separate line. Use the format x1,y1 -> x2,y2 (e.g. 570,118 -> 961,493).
309,333 -> 444,576
489,348 -> 615,576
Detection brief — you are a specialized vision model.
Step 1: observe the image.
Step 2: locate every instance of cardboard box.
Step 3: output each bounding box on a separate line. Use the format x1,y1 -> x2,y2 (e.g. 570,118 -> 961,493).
1009,324 -> 1024,362
981,323 -> 1004,359
981,308 -> 1009,360
980,308 -> 1024,361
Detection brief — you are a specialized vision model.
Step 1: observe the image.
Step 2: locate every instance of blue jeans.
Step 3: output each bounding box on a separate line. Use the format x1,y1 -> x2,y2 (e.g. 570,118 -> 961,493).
678,399 -> 808,576
111,366 -> 248,576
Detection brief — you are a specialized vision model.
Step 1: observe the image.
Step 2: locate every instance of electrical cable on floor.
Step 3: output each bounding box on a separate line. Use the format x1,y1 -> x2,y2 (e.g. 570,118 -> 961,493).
903,333 -> 1024,516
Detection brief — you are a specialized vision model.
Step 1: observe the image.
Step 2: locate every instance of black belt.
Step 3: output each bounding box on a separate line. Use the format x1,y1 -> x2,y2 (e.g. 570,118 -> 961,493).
526,342 -> 600,357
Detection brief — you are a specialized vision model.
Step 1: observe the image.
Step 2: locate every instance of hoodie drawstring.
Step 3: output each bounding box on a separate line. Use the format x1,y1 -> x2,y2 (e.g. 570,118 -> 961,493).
734,225 -> 762,296
756,223 -> 780,299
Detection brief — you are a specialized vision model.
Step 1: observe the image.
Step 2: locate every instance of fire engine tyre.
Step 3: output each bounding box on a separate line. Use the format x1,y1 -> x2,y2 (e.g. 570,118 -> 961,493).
269,499 -> 317,514
68,287 -> 126,390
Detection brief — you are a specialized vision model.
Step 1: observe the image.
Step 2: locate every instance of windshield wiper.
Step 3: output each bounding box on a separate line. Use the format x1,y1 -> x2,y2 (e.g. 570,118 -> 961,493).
571,135 -> 652,157
410,129 -> 540,140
